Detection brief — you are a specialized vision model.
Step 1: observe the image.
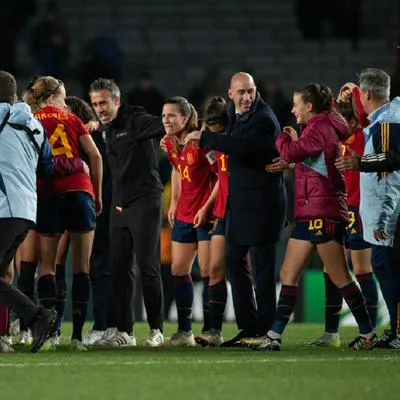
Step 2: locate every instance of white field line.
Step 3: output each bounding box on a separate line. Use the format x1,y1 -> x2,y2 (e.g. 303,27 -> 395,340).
0,356 -> 398,368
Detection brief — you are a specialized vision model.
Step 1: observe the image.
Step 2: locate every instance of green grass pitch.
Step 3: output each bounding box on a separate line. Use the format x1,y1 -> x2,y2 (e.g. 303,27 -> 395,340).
1,323 -> 399,400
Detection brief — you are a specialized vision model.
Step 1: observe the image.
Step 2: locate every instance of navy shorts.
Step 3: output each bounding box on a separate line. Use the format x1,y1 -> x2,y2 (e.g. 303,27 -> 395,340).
291,218 -> 346,245
345,206 -> 371,251
172,220 -> 212,243
36,192 -> 96,235
211,218 -> 226,236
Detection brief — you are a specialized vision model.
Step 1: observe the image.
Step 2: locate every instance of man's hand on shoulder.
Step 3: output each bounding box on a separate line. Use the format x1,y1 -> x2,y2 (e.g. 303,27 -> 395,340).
85,120 -> 99,133
160,135 -> 168,153
184,130 -> 202,145
335,150 -> 360,172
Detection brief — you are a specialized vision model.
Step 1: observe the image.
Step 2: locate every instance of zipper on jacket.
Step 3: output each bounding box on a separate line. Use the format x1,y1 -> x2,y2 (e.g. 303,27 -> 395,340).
304,171 -> 309,204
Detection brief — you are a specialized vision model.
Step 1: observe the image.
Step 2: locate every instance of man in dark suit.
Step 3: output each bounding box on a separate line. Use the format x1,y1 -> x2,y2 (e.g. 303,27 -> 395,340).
186,72 -> 287,345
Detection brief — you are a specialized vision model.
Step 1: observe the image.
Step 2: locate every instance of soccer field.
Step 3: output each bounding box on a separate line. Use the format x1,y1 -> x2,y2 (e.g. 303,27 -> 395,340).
1,323 -> 399,400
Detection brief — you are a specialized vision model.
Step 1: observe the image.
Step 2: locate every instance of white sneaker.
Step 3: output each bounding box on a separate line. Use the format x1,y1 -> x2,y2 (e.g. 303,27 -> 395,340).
1,336 -> 12,345
9,318 -> 20,336
104,331 -> 136,347
144,329 -> 164,347
308,332 -> 341,348
71,339 -> 88,352
257,333 -> 282,351
94,327 -> 118,346
41,334 -> 60,351
195,330 -> 224,347
0,336 -> 14,353
14,330 -> 33,345
169,331 -> 196,347
82,330 -> 105,346
388,335 -> 400,349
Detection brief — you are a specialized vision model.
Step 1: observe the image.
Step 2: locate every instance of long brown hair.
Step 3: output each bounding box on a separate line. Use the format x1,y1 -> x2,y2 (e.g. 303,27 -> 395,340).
164,96 -> 198,131
65,96 -> 96,124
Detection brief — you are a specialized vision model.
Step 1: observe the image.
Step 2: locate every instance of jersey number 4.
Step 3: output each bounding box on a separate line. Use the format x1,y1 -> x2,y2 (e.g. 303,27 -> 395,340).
49,124 -> 73,158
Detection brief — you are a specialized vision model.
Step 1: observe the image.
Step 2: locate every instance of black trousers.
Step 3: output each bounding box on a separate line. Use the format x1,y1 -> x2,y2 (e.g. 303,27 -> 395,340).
226,243 -> 277,335
389,216 -> 400,322
110,197 -> 164,334
391,215 -> 400,279
90,205 -> 116,331
0,218 -> 38,327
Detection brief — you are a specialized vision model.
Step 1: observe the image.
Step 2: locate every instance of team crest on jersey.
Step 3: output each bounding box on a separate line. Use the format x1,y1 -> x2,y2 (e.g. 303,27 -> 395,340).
187,153 -> 194,165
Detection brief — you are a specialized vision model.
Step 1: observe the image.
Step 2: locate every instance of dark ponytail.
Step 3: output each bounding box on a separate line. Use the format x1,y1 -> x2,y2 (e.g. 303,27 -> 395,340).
296,83 -> 333,113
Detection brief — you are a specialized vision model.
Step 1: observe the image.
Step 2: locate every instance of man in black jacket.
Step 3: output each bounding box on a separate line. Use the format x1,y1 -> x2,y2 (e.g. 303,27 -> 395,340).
186,72 -> 287,345
89,78 -> 165,347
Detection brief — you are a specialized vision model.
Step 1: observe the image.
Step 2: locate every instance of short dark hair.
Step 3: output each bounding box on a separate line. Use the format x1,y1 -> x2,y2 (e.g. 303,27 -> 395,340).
0,70 -> 17,104
295,83 -> 333,113
89,78 -> 120,98
65,96 -> 96,124
204,96 -> 228,128
359,68 -> 390,101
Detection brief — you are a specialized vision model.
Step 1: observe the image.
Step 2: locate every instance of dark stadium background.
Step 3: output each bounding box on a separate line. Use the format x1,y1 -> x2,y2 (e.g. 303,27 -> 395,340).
2,0 -> 398,326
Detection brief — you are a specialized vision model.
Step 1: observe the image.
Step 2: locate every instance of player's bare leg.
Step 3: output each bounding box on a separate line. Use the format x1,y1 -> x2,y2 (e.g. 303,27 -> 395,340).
169,242 -> 197,346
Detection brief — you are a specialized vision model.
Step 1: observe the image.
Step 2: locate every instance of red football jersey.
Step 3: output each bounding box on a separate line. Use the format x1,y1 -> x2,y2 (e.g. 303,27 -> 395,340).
341,128 -> 365,207
165,137 -> 216,224
35,105 -> 94,201
213,151 -> 229,219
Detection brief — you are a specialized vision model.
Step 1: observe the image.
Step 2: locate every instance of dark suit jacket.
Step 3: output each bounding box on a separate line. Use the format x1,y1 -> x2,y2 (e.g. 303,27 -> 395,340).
199,94 -> 287,246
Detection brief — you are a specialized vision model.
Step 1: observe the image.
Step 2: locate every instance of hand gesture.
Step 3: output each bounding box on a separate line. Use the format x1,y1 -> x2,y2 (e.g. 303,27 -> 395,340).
160,135 -> 168,153
85,120 -> 100,133
95,196 -> 103,216
266,157 -> 289,173
373,230 -> 389,241
283,126 -> 298,141
82,160 -> 90,176
335,150 -> 360,172
193,206 -> 208,228
184,131 -> 202,145
168,203 -> 177,227
337,82 -> 358,103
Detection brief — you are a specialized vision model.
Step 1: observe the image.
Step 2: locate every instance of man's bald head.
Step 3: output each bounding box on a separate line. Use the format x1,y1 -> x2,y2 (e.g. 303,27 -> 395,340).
230,72 -> 255,89
228,72 -> 257,114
